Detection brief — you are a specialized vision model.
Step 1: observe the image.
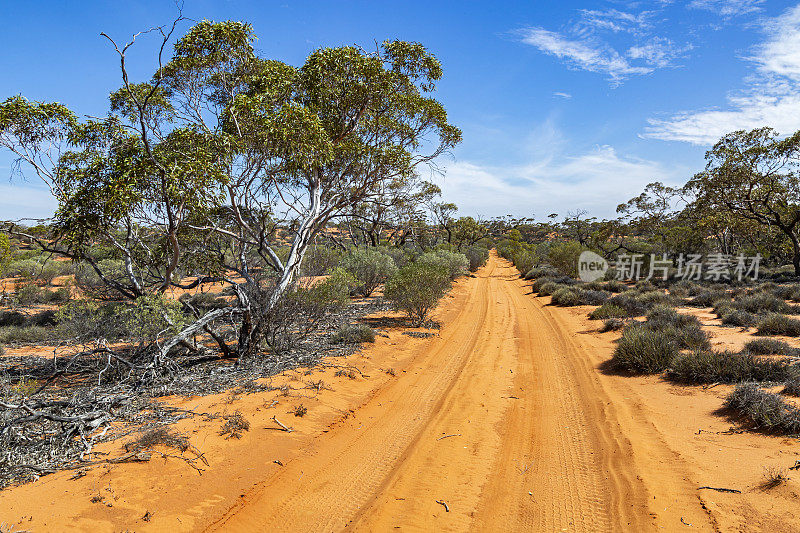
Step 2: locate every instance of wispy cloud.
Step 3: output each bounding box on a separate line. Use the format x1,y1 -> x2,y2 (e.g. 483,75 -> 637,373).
553,92 -> 573,99
645,4 -> 800,144
521,28 -> 653,84
439,145 -> 682,219
518,7 -> 692,85
688,0 -> 764,17
628,37 -> 693,68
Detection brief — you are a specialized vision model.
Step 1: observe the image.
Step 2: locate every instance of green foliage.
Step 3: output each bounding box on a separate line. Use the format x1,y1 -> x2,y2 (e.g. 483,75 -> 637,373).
330,323 -> 375,344
0,234 -> 11,276
547,241 -> 584,277
743,338 -> 800,356
300,245 -> 342,277
384,262 -> 450,326
463,245 -> 489,272
0,325 -> 51,344
341,248 -> 398,297
416,250 -> 469,280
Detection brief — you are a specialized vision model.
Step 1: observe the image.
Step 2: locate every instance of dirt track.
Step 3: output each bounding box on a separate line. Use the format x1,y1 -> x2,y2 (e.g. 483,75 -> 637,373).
206,255 -> 700,532
7,254 -> 796,531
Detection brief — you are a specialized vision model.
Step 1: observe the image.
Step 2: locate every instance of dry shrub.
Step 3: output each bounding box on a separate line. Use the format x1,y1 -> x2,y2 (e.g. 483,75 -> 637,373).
124,427 -> 189,453
219,411 -> 250,439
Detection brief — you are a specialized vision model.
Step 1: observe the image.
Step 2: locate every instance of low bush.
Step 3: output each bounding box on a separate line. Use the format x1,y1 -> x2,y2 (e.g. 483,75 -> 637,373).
668,351 -> 792,384
14,285 -> 70,306
725,383 -> 800,433
611,325 -> 678,373
531,276 -> 574,293
550,287 -> 580,306
688,289 -> 729,308
0,325 -> 51,344
733,291 -> 794,314
299,245 -> 342,277
644,306 -> 710,350
416,250 -> 469,280
757,313 -> 800,337
589,303 -> 628,320
601,290 -> 675,317
384,262 -> 451,326
464,246 -> 489,272
73,259 -> 129,299
720,309 -> 758,328
603,280 -> 629,293
599,318 -> 626,332
743,338 -> 800,356
524,266 -> 561,280
330,324 -> 375,344
341,248 -> 398,297
538,282 -> 570,296
179,291 -> 228,311
782,374 -> 800,396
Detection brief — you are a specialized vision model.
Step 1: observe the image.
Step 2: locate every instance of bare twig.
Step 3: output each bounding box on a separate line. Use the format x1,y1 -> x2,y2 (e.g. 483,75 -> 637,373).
435,500 -> 449,512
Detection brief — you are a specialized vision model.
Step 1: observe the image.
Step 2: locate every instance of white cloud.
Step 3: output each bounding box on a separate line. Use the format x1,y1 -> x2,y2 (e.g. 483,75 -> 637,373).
438,146 -> 682,219
628,37 -> 693,68
689,0 -> 764,17
519,7 -> 693,85
521,28 -> 653,84
645,5 -> 800,144
576,9 -> 653,36
553,92 -> 573,99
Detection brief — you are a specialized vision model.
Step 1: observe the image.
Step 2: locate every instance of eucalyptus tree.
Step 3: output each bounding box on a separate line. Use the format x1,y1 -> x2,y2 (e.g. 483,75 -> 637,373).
0,19 -> 461,360
686,128 -> 800,274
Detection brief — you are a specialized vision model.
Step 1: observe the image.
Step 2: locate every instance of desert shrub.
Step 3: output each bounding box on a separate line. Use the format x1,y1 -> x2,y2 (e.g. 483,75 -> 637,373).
331,324 -> 375,344
464,245 -> 489,272
524,266 -> 561,280
0,311 -> 26,327
757,313 -> 800,337
782,374 -> 800,396
744,338 -> 800,356
299,245 -> 342,277
601,290 -> 674,317
589,303 -> 628,320
725,383 -> 800,433
538,282 -> 570,296
531,276 -> 574,292
14,285 -> 68,306
262,269 -> 356,353
416,250 -> 469,280
5,259 -> 42,280
55,299 -> 123,341
0,325 -> 51,344
644,306 -> 710,350
341,248 -> 398,297
379,246 -> 412,269
599,318 -> 626,332
668,351 -> 792,384
551,287 -> 610,307
219,411 -> 250,439
603,280 -> 629,293
611,325 -> 678,373
384,262 -> 450,326
551,287 -> 581,306
124,427 -> 189,452
733,292 -> 793,314
720,309 -> 758,328
119,296 -> 187,348
547,241 -> 584,277
688,289 -> 729,308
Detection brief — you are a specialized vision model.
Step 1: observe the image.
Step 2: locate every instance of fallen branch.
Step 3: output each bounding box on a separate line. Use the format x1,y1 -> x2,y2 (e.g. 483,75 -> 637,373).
437,433 -> 461,441
698,486 -> 741,494
435,500 -> 450,512
271,415 -> 293,432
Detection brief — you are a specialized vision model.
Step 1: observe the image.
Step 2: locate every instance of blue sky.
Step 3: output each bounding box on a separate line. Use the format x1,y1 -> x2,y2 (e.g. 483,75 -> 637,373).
1,0 -> 799,221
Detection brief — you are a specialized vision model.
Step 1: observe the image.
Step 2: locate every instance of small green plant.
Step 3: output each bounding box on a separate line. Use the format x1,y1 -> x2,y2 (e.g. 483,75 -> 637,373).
589,303 -> 628,320
384,262 -> 451,326
340,248 -> 398,297
330,324 -> 375,344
